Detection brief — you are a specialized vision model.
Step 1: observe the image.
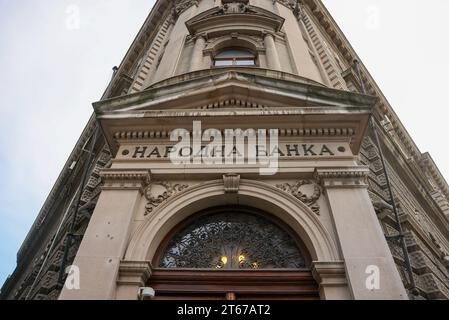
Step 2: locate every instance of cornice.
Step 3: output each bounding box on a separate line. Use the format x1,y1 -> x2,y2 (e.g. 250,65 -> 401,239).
185,3 -> 285,35
103,0 -> 173,99
94,68 -> 377,113
420,153 -> 449,201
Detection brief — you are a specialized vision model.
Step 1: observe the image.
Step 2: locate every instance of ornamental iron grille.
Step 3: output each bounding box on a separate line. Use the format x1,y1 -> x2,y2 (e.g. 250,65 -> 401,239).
159,211 -> 306,269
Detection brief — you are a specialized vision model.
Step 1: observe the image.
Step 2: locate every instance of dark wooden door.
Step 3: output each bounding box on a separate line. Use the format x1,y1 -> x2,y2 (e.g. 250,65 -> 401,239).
149,269 -> 320,300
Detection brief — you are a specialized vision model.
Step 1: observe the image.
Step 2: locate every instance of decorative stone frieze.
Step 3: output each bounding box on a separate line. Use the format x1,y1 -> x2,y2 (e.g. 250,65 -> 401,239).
223,174 -> 240,193
314,167 -> 369,189
100,169 -> 151,194
276,180 -> 321,215
144,181 -> 189,216
113,126 -> 356,141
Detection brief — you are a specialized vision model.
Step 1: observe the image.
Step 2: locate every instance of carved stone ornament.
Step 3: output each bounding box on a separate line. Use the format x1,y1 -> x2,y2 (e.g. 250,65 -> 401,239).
223,174 -> 240,193
276,180 -> 322,215
175,0 -> 199,16
216,2 -> 255,15
274,0 -> 297,10
144,181 -> 189,216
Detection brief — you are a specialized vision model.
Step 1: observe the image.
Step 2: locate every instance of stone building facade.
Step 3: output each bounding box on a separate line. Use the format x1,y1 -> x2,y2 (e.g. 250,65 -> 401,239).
1,0 -> 449,300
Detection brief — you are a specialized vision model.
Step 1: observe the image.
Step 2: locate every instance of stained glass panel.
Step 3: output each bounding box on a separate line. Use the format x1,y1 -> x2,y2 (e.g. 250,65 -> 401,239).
159,211 -> 306,269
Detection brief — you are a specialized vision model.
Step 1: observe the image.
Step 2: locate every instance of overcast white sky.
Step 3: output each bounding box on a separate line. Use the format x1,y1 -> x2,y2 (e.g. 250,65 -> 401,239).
0,0 -> 448,286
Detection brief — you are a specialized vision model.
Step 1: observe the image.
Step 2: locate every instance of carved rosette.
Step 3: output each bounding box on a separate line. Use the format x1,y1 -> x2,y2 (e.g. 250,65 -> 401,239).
144,181 -> 189,216
276,180 -> 322,215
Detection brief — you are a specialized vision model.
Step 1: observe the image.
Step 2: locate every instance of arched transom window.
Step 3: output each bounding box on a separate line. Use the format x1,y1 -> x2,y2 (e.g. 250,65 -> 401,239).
213,48 -> 256,67
158,209 -> 307,270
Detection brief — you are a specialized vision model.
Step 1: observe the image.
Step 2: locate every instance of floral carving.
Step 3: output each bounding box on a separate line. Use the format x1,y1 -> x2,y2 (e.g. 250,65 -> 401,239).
276,180 -> 322,215
144,182 -> 189,216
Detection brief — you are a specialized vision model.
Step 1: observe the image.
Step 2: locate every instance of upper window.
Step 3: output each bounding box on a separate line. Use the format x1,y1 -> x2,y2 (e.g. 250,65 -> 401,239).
157,208 -> 307,270
214,48 -> 256,67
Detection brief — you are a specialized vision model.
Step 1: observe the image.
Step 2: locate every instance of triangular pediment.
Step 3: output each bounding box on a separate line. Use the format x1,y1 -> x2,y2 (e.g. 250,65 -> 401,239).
94,69 -> 375,114
94,68 -> 376,155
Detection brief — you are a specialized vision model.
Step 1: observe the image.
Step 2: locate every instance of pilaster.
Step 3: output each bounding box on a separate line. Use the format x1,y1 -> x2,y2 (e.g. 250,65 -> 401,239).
59,169 -> 151,300
315,167 -> 408,300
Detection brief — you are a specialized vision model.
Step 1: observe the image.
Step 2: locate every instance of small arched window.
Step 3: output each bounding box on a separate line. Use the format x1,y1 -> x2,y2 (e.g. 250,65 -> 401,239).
214,48 -> 256,67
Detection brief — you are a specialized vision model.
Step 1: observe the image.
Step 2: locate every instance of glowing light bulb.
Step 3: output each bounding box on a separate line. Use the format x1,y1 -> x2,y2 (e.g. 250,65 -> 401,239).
221,256 -> 228,265
238,255 -> 246,262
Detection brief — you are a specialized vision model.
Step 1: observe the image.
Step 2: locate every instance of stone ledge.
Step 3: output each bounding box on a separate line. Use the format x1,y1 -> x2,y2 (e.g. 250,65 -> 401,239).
311,261 -> 347,287
117,261 -> 153,287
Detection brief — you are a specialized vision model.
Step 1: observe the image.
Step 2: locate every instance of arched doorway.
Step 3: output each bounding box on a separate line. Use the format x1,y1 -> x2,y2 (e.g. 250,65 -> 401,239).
149,206 -> 320,300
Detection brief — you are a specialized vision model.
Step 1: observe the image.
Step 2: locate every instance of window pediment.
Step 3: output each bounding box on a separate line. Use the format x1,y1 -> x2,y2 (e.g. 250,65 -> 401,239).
185,3 -> 285,36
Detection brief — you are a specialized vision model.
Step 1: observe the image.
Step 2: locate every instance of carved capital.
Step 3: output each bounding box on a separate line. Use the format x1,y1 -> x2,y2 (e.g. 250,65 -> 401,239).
193,32 -> 207,42
117,261 -> 152,287
262,30 -> 275,39
223,174 -> 240,193
314,167 -> 369,189
311,261 -> 347,287
100,169 -> 151,194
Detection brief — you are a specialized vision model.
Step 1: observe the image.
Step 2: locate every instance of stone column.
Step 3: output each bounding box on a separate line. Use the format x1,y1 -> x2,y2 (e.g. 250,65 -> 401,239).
312,261 -> 351,300
190,34 -> 206,72
59,169 -> 151,300
315,167 -> 408,300
116,261 -> 152,300
263,31 -> 281,71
